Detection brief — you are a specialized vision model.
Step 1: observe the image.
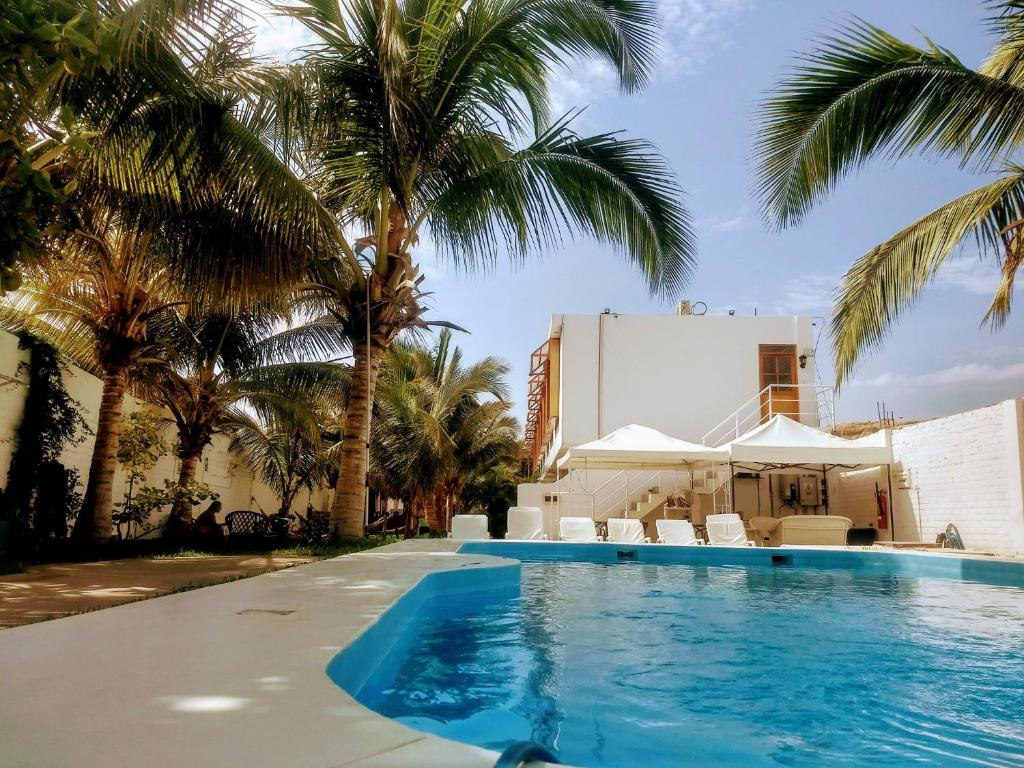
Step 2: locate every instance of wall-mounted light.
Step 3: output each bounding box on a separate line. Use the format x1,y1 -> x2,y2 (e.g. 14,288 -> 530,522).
799,354 -> 808,369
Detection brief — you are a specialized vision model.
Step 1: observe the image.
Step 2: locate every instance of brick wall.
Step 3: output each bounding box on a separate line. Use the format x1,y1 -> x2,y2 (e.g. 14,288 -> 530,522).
0,330 -> 334,534
831,399 -> 1024,555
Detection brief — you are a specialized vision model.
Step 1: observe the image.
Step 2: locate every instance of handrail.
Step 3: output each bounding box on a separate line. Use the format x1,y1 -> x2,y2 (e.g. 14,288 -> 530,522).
494,741 -> 559,767
702,383 -> 836,447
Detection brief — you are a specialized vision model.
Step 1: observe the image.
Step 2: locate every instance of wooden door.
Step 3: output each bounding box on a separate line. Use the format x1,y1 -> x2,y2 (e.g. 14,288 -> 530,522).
759,344 -> 799,419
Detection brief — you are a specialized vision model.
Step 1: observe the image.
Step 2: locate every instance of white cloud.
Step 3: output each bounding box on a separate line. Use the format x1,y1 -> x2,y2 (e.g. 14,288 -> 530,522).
240,0 -> 314,60
659,0 -> 755,75
936,256 -> 1001,296
547,0 -> 754,118
849,360 -> 1024,390
698,211 -> 748,233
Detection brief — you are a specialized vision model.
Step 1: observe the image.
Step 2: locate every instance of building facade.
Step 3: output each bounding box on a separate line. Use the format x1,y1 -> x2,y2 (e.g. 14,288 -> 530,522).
525,308 -> 822,478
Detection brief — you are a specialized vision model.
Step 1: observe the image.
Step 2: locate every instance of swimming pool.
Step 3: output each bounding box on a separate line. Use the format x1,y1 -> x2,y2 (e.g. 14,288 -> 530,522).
330,545 -> 1024,767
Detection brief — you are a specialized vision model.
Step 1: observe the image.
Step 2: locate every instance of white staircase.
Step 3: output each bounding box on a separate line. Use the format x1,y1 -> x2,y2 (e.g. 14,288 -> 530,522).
552,468 -> 730,523
702,383 -> 836,447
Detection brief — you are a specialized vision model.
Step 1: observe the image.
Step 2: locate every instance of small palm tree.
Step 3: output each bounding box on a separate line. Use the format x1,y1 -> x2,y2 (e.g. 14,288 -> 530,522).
370,330 -> 518,534
137,308 -> 349,537
228,415 -> 337,518
756,2 -> 1024,383
280,0 -> 696,537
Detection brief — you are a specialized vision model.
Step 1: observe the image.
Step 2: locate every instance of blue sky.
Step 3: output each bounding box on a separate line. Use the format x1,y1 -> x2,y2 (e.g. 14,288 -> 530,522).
252,0 -> 1024,427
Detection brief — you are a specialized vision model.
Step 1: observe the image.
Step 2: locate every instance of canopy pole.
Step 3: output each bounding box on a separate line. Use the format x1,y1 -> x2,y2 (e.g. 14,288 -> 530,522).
729,461 -> 736,515
822,464 -> 830,515
886,462 -> 895,542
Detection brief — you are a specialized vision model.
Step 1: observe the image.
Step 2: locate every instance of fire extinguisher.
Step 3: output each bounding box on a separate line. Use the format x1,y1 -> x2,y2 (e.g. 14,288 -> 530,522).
876,487 -> 889,530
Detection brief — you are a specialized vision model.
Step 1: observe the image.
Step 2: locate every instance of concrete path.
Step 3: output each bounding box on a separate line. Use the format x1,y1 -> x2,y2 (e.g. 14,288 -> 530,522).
0,555 -> 314,628
0,540 -> 521,768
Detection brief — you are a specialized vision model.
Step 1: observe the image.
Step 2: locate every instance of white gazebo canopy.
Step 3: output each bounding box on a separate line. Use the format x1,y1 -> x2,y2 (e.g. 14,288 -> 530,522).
725,415 -> 893,466
557,424 -> 729,470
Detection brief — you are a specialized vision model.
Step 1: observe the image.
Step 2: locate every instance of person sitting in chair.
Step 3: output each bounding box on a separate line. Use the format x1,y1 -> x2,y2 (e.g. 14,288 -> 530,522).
193,500 -> 225,549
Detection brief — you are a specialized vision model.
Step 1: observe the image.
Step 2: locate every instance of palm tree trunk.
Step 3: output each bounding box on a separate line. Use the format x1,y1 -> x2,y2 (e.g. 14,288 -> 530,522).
71,367 -> 128,547
165,447 -> 203,540
427,488 -> 447,533
329,338 -> 385,539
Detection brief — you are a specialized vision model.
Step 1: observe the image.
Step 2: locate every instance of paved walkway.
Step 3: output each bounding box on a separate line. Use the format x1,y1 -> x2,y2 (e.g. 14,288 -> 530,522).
0,540 -> 520,768
0,554 -> 313,628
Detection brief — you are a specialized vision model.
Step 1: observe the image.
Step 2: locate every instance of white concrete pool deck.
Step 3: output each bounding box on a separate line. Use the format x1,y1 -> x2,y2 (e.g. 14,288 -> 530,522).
2,538 -> 1021,768
0,539 -> 521,768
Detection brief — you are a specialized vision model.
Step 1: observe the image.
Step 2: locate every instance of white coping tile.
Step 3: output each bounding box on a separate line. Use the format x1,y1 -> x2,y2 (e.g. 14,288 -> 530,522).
0,540 -> 524,768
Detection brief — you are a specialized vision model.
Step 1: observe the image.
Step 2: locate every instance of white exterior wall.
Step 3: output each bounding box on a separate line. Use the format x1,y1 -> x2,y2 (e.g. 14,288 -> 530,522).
0,330 -> 332,534
545,313 -> 816,475
887,401 -> 1024,555
826,399 -> 1024,555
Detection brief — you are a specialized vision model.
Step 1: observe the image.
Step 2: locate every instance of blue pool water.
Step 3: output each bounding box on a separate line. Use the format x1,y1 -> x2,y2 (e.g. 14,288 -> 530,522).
347,560 -> 1024,767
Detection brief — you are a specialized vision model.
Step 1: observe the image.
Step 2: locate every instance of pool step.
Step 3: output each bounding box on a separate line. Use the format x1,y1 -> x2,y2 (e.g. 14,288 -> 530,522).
494,740 -> 559,767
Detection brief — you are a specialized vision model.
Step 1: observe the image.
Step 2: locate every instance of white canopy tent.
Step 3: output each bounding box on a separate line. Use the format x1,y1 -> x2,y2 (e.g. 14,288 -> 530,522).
722,415 -> 894,527
553,425 -> 731,524
724,415 -> 893,467
557,424 -> 728,470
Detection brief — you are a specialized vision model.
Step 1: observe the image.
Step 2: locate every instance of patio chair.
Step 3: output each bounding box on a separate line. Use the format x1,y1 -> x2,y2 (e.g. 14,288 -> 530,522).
706,513 -> 754,547
505,507 -> 547,540
748,516 -> 780,546
656,519 -> 704,545
450,514 -> 490,541
606,518 -> 650,544
559,517 -> 603,542
224,510 -> 276,547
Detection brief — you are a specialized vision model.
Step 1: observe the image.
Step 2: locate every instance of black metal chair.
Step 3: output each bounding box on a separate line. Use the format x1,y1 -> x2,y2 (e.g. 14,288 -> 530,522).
224,510 -> 276,547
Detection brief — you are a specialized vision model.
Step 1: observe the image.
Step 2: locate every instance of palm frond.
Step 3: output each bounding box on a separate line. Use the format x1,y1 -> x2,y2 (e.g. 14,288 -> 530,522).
756,19 -> 1024,228
831,167 -> 1024,384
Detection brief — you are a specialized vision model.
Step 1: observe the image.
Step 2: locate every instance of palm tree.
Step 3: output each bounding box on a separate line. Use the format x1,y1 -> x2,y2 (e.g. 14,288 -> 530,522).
369,330 -> 518,534
228,416 -> 337,517
756,2 -> 1024,383
2,4 -> 337,544
280,0 -> 696,537
137,308 -> 349,537
0,219 -> 180,544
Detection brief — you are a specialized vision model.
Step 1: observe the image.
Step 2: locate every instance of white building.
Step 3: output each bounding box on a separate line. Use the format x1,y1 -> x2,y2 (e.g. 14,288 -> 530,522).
518,306 -> 1024,556
524,306 -> 825,479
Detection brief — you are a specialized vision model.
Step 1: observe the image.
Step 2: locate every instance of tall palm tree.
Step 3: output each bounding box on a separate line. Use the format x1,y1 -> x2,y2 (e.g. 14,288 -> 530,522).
2,4 -> 338,545
280,0 -> 696,537
137,308 -> 349,537
756,1 -> 1024,383
0,218 -> 179,544
369,330 -> 518,534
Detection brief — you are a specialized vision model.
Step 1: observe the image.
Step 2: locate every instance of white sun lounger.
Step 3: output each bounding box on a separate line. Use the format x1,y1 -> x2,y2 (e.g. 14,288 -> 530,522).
559,517 -> 603,542
505,506 -> 547,540
450,514 -> 490,541
706,513 -> 754,546
656,519 -> 704,545
606,518 -> 650,544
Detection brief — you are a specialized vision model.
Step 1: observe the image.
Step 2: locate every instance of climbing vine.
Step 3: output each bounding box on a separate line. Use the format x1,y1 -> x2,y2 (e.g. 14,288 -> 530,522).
3,331 -> 89,553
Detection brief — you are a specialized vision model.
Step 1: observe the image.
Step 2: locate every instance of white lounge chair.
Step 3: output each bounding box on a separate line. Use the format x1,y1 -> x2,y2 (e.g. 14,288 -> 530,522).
656,519 -> 704,545
559,517 -> 603,542
706,513 -> 753,546
505,506 -> 547,540
450,514 -> 490,541
606,518 -> 650,544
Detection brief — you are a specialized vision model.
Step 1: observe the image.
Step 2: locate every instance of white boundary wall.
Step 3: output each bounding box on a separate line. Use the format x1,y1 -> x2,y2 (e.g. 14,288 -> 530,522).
0,330 -> 332,534
830,399 -> 1024,555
